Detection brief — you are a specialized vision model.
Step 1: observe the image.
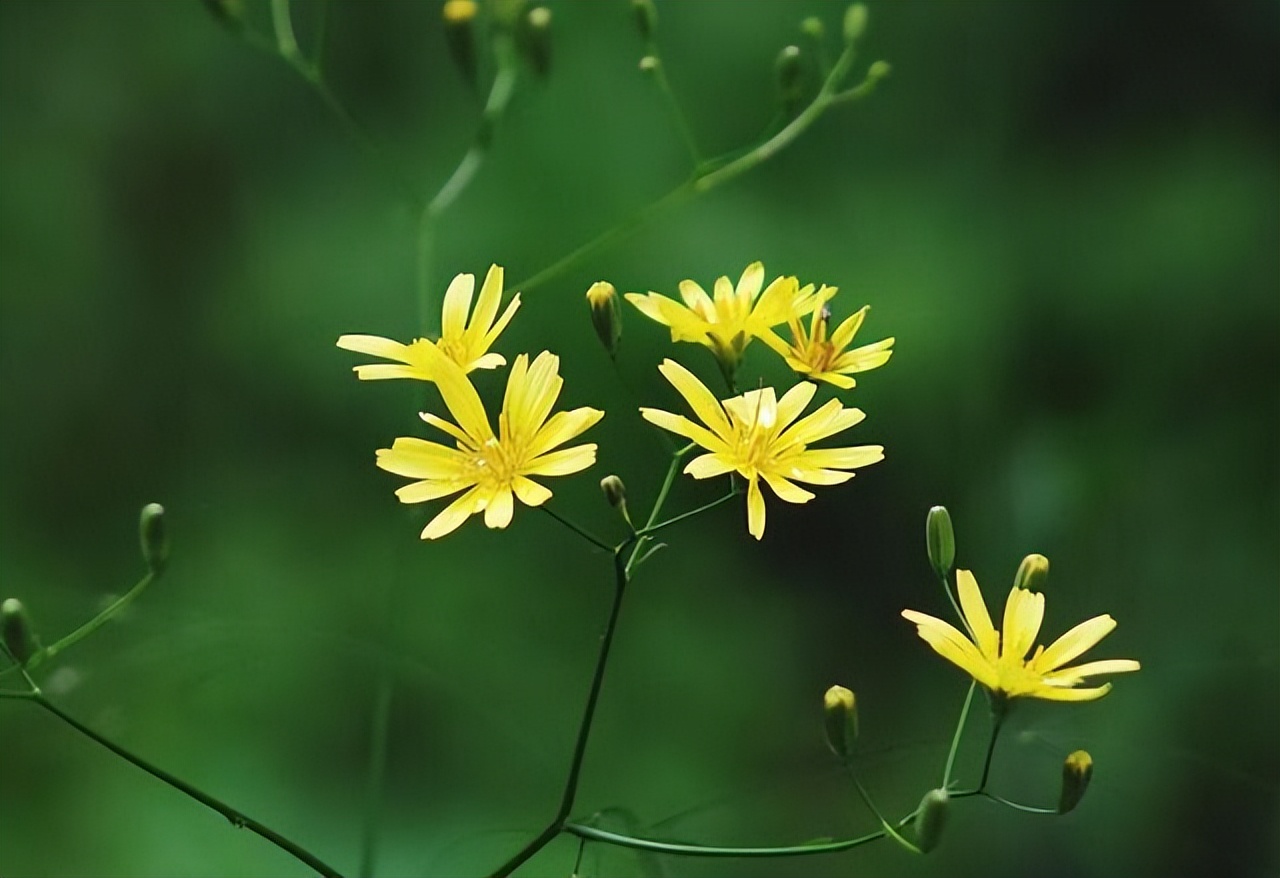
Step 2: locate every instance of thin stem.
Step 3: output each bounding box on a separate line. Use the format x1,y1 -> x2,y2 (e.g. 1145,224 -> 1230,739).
358,673 -> 395,878
941,681 -> 975,789
842,763 -> 920,854
977,710 -> 1005,792
26,572 -> 157,671
938,569 -> 975,641
541,506 -> 614,552
638,489 -> 737,538
649,60 -> 700,166
487,542 -> 635,877
983,792 -> 1056,815
625,443 -> 697,578
416,38 -> 519,333
32,694 -> 343,878
564,808 -> 919,859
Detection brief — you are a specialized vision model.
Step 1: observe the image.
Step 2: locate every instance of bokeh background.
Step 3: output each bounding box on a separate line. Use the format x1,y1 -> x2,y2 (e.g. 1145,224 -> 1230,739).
1,1 -> 1276,876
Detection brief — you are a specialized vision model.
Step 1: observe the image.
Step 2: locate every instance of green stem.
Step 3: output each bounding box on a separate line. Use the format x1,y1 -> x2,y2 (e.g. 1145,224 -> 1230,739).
982,792 -> 1056,815
26,572 -> 157,671
487,541 -> 635,877
541,506 -> 614,552
649,59 -> 701,166
358,673 -> 395,878
416,37 -> 519,333
638,489 -> 737,538
941,682 -> 975,789
977,710 -> 1005,792
625,443 -> 697,578
564,809 -> 917,859
843,763 -> 920,854
32,694 -> 344,878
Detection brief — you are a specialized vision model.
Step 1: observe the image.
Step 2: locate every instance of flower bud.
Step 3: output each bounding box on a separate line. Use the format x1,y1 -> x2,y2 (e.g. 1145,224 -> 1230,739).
1,598 -> 36,665
925,506 -> 955,576
822,685 -> 858,759
518,6 -> 553,79
586,282 -> 622,358
442,0 -> 480,90
1013,553 -> 1049,592
600,475 -> 633,530
800,16 -> 825,41
139,503 -> 169,574
913,788 -> 949,853
842,3 -> 868,45
631,0 -> 657,42
867,60 -> 892,81
638,55 -> 660,74
775,45 -> 805,113
1058,750 -> 1093,814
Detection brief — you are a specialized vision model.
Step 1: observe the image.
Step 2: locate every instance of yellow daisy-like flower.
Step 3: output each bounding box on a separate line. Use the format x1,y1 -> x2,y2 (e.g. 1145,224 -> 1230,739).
763,301 -> 895,389
639,359 -> 884,540
376,345 -> 603,540
902,570 -> 1141,702
624,262 -> 834,374
337,264 -> 520,380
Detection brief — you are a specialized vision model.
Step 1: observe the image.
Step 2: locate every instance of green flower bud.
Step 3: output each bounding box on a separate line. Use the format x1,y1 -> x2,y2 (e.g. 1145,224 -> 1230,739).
518,6 -> 553,79
1,598 -> 36,665
842,3 -> 868,45
925,506 -> 955,576
442,0 -> 480,90
140,503 -> 169,574
586,281 -> 622,358
600,475 -> 633,531
913,788 -> 949,853
201,0 -> 246,31
800,16 -> 825,41
638,55 -> 660,74
1058,750 -> 1093,814
1013,553 -> 1049,592
867,60 -> 892,81
822,685 -> 858,759
631,0 -> 657,42
775,45 -> 805,111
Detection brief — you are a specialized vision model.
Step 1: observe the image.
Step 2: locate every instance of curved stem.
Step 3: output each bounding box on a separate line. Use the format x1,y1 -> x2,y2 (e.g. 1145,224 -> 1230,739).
541,506 -> 613,552
25,572 -> 157,672
842,762 -> 920,854
941,681 -> 975,788
487,541 -> 635,877
977,710 -> 1005,792
32,694 -> 343,878
983,791 -> 1056,815
358,673 -> 394,878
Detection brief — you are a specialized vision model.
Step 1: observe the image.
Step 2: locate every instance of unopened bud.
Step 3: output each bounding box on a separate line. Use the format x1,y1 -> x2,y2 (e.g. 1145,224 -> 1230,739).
442,1 -> 479,90
1,598 -> 36,665
638,55 -> 660,74
518,6 -> 553,79
631,0 -> 657,42
201,0 -> 245,31
1058,750 -> 1093,814
867,60 -> 891,81
586,282 -> 622,358
913,788 -> 949,853
1013,553 -> 1049,592
800,16 -> 825,41
822,685 -> 858,759
600,475 -> 633,531
775,45 -> 805,111
140,503 -> 169,574
842,3 -> 868,45
925,506 -> 955,576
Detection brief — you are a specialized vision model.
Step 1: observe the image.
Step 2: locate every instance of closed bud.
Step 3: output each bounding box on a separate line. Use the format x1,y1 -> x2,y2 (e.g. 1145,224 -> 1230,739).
842,3 -> 868,45
800,16 -> 825,41
867,60 -> 892,81
925,506 -> 955,576
913,788 -> 949,853
1058,750 -> 1093,814
822,685 -> 858,759
140,503 -> 169,574
518,6 -> 553,79
201,0 -> 246,31
1013,553 -> 1049,592
638,55 -> 660,74
1,598 -> 36,665
775,45 -> 805,106
631,0 -> 657,42
442,0 -> 480,90
600,475 -> 633,530
585,282 -> 622,358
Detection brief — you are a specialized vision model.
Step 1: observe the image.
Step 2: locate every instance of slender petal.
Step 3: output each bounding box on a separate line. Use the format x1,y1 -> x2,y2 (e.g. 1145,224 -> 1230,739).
957,570 -> 999,660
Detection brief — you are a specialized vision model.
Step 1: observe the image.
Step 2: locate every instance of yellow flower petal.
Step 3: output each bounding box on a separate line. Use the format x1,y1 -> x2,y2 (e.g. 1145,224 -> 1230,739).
902,609 -> 1001,690
421,488 -> 483,539
527,408 -> 605,460
523,444 -> 598,477
1034,614 -> 1117,672
513,475 -> 553,507
1041,659 -> 1141,686
795,446 -> 884,470
336,334 -> 412,359
957,569 -> 1000,661
684,453 -> 736,479
376,438 -> 468,479
1001,586 -> 1045,662
394,479 -> 470,503
1028,683 -> 1112,702
746,477 -> 766,540
658,359 -> 732,438
441,272 -> 476,342
639,408 -> 728,453
762,472 -> 815,504
484,486 -> 515,528
466,264 -> 504,346
353,364 -> 428,381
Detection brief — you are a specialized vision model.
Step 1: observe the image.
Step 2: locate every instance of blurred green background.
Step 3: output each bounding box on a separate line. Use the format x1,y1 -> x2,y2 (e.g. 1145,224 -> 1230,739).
1,1 -> 1276,876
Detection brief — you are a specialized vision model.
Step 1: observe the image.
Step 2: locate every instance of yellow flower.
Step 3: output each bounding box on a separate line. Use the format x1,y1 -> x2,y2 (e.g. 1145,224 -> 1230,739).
639,359 -> 883,539
902,570 -> 1141,702
336,264 -> 520,380
624,262 -> 833,374
376,346 -> 603,539
763,301 -> 895,389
